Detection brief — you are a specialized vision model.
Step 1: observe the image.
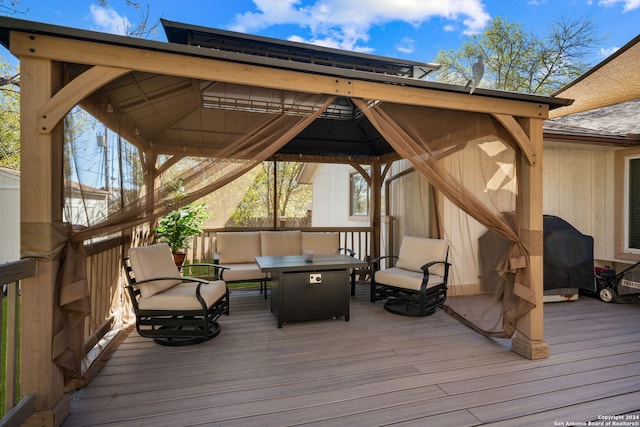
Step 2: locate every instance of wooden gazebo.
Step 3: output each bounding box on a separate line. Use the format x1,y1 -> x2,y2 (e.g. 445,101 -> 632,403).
0,16 -> 572,425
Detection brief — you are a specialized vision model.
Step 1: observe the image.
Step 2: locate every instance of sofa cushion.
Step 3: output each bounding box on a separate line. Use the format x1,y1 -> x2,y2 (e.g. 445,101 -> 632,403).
220,262 -> 266,282
261,231 -> 302,257
217,232 -> 261,264
128,243 -> 182,298
137,280 -> 227,311
374,267 -> 444,291
301,232 -> 339,255
395,237 -> 448,277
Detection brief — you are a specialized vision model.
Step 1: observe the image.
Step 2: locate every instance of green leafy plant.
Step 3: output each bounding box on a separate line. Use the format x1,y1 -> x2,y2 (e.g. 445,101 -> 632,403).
155,203 -> 208,253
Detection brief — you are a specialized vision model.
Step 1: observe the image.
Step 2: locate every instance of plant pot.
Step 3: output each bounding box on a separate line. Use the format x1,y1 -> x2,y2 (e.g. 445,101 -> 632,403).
173,252 -> 186,267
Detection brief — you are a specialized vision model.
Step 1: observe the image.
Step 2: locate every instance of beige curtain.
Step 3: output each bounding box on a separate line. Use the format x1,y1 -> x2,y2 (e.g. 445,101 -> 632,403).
49,92 -> 335,383
353,98 -> 537,338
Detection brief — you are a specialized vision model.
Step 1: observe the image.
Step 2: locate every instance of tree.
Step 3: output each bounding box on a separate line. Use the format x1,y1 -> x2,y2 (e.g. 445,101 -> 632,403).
97,1 -> 160,39
435,16 -> 603,95
0,0 -> 28,15
230,162 -> 312,226
0,58 -> 19,168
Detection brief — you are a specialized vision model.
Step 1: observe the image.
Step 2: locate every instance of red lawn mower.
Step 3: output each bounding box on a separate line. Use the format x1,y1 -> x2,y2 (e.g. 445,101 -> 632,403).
593,261 -> 640,303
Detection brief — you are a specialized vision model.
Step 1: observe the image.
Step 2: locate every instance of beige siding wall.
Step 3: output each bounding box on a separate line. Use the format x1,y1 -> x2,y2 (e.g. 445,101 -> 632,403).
0,170 -> 20,262
543,142 -> 617,262
310,164 -> 372,228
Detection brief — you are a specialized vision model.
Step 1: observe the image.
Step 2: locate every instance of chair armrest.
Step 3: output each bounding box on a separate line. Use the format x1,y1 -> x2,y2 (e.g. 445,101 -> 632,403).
371,255 -> 398,271
420,261 -> 451,277
132,276 -> 210,286
340,247 -> 356,257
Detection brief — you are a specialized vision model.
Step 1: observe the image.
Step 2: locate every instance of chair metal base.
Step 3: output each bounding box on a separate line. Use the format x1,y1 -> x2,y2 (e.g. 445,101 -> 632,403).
151,321 -> 221,346
383,299 -> 436,317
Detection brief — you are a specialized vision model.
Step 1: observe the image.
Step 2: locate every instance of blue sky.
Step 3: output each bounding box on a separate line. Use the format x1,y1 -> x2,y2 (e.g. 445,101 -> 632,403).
1,0 -> 640,69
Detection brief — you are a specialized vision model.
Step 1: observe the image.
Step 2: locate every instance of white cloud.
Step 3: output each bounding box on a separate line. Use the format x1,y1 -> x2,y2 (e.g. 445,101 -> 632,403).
395,37 -> 415,54
598,0 -> 640,11
600,46 -> 620,58
231,0 -> 490,51
89,5 -> 131,35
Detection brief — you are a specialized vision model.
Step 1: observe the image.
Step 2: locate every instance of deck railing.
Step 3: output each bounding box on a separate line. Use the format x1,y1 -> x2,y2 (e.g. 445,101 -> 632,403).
0,235 -> 130,424
1,258 -> 36,424
188,227 -> 372,264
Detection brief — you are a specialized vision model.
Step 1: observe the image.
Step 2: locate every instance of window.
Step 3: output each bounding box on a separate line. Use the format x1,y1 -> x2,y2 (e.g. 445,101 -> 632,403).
626,156 -> 640,252
350,171 -> 369,216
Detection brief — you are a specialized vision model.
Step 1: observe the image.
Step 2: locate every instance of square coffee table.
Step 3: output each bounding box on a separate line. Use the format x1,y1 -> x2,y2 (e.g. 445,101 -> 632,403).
255,254 -> 367,328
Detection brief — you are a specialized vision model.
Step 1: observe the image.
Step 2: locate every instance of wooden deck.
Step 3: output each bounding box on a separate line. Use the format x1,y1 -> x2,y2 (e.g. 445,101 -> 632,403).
63,284 -> 640,426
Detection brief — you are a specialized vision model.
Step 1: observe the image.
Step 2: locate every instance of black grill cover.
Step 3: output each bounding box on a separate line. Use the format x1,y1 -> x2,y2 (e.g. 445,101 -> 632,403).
478,213 -> 594,292
543,215 -> 594,291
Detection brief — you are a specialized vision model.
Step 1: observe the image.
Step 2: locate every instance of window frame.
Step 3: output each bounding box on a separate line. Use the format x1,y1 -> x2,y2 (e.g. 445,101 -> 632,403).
624,155 -> 640,253
615,148 -> 640,261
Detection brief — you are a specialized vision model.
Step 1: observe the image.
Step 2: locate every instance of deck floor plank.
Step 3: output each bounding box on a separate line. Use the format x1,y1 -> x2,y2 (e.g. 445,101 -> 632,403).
63,285 -> 640,426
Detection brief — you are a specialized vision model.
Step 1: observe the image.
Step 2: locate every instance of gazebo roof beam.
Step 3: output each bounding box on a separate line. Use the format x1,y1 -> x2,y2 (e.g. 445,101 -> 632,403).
6,29 -> 570,119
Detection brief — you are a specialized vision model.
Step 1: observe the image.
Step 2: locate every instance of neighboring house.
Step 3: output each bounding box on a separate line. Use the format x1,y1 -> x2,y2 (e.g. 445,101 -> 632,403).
0,166 -> 20,263
0,168 -> 109,263
303,99 -> 640,288
64,180 -> 110,230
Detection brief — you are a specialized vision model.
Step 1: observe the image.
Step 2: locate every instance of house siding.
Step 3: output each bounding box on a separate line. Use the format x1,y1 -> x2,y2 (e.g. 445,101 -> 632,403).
0,169 -> 20,263
543,142 -> 617,262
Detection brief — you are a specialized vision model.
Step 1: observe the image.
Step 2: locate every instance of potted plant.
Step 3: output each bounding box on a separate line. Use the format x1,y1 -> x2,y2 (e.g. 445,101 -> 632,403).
155,202 -> 208,266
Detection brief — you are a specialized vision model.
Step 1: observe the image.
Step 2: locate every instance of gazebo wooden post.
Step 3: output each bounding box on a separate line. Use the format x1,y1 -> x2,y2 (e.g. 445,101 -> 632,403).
370,160 -> 383,261
144,151 -> 158,240
512,117 -> 548,360
19,57 -> 70,426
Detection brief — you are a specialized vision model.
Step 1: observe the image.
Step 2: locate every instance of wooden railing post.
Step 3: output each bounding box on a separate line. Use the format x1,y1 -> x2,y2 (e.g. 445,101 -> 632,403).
1,258 -> 37,424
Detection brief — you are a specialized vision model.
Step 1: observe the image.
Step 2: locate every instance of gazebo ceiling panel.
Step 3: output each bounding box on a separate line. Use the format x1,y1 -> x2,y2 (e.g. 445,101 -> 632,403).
91,69 -> 393,160
281,117 -> 392,159
97,72 -> 200,137
150,109 -> 280,155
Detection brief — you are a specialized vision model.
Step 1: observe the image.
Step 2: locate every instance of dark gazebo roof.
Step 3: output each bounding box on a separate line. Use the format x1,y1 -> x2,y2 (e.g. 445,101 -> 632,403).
161,19 -> 441,80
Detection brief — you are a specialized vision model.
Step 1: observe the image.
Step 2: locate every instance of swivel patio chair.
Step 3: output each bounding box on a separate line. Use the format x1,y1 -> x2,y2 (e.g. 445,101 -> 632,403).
123,243 -> 230,345
370,236 -> 450,316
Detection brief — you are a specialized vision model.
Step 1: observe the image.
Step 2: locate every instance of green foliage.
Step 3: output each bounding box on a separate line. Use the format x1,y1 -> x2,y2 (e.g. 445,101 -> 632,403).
155,180 -> 209,253
230,162 -> 311,226
155,203 -> 208,253
1,292 -> 20,417
0,58 -> 20,168
435,16 -> 602,95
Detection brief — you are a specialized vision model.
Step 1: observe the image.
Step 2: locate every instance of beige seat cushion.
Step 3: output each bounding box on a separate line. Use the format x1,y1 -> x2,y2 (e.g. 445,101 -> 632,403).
220,262 -> 266,282
301,232 -> 339,255
128,243 -> 182,298
261,231 -> 302,256
374,267 -> 444,291
137,280 -> 226,311
217,232 -> 261,264
395,237 -> 448,277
